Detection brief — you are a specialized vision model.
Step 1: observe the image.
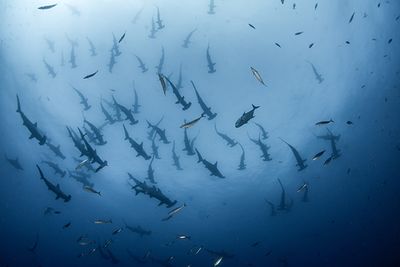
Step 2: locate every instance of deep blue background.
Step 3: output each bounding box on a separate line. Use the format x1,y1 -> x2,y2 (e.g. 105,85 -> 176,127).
0,1 -> 399,266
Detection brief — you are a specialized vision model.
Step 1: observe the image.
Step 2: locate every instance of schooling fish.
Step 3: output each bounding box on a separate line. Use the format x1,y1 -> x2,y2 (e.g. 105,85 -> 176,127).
250,67 -> 267,87
312,150 -> 325,160
177,235 -> 191,240
163,203 -> 186,221
295,31 -> 304,35
214,256 -> 223,266
315,119 -> 334,126
83,70 -> 98,79
248,24 -> 256,29
297,182 -> 308,192
83,186 -> 101,196
112,227 -> 123,235
180,114 -> 204,129
119,32 -> 126,43
94,219 -> 112,224
75,159 -> 89,170
349,12 -> 355,23
38,4 -> 57,10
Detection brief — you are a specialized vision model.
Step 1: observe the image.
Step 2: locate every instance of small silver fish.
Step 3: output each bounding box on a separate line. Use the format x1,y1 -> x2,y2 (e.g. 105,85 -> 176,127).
75,159 -> 89,170
93,219 -> 112,224
297,182 -> 308,192
180,115 -> 204,129
83,186 -> 101,196
177,235 -> 191,240
112,227 -> 123,235
312,150 -> 325,160
214,256 -> 223,266
250,67 -> 267,87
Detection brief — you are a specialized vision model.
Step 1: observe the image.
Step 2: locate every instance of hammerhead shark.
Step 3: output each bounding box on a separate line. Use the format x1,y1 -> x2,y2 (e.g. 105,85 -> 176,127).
132,85 -> 141,114
77,128 -> 108,172
164,76 -> 192,110
135,55 -> 148,73
100,102 -> 116,125
253,122 -> 268,140
147,120 -> 171,144
16,95 -> 47,145
182,29 -> 197,48
183,127 -> 197,156
124,220 -> 152,237
214,124 -> 238,147
129,175 -> 177,208
156,47 -> 165,74
307,61 -> 324,83
156,7 -> 165,29
36,165 -> 71,202
86,37 -> 97,56
151,136 -> 161,159
42,160 -> 66,178
208,0 -> 216,14
112,96 -> 138,125
72,86 -> 91,111
237,143 -> 246,170
196,149 -> 225,178
67,126 -> 88,157
248,134 -> 272,161
5,154 -> 23,170
149,17 -> 157,39
108,49 -> 116,73
46,141 -> 66,160
191,81 -> 217,120
123,124 -> 151,160
280,138 -> 307,171
147,156 -> 156,184
172,141 -> 183,170
277,178 -> 293,212
69,46 -> 77,68
206,44 -> 216,73
43,59 -> 56,78
84,119 -> 107,145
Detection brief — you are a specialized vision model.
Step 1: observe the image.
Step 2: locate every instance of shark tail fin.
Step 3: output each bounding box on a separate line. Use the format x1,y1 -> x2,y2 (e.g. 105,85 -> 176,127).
36,165 -> 45,180
123,124 -> 129,140
252,104 -> 260,110
195,149 -> 203,163
16,94 -> 21,113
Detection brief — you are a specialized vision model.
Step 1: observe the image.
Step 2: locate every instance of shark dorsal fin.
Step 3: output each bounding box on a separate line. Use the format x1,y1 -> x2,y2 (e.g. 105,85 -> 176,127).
214,161 -> 218,166
56,184 -> 60,189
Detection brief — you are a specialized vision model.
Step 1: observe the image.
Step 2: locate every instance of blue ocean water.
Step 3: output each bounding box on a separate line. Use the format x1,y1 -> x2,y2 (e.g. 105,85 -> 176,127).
0,1 -> 399,266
